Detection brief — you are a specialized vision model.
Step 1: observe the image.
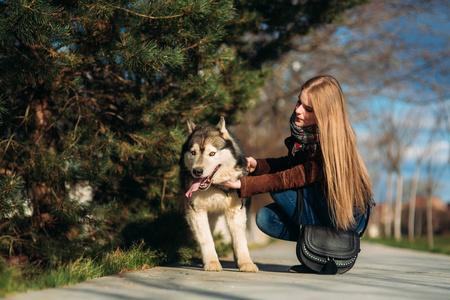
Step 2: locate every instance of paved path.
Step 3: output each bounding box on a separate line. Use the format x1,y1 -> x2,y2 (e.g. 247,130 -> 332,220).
8,241 -> 450,300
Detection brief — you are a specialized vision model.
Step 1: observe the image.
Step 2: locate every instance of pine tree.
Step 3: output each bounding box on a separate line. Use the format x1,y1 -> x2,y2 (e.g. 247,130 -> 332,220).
0,0 -> 365,265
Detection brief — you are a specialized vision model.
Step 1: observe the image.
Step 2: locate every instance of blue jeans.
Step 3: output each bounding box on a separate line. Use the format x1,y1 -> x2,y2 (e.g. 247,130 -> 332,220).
255,187 -> 366,241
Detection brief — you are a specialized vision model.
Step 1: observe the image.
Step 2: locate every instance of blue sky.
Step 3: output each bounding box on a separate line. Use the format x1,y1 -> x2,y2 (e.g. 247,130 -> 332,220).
341,2 -> 450,204
353,97 -> 449,204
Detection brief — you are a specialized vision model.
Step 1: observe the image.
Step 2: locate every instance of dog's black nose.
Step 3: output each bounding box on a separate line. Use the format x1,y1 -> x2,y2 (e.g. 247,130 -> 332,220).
193,168 -> 203,176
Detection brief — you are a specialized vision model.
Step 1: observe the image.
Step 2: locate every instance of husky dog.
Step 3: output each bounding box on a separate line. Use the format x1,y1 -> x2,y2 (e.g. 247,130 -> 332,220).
179,116 -> 258,272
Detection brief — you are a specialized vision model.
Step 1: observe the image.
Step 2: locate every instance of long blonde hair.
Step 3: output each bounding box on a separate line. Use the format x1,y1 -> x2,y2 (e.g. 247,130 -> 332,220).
302,75 -> 373,230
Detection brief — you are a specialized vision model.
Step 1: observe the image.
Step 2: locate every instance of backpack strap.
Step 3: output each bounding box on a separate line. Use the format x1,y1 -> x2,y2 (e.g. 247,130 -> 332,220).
358,200 -> 375,238
297,188 -> 304,231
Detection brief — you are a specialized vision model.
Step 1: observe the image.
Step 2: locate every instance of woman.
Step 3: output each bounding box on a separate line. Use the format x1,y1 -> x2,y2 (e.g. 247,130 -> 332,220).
220,75 -> 373,244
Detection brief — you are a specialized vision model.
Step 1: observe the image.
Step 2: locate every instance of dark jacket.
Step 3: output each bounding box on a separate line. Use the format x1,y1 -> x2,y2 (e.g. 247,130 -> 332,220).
239,136 -> 324,198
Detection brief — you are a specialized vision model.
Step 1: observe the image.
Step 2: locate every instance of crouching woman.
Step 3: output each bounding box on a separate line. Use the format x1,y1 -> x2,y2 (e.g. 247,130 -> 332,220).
220,75 -> 373,271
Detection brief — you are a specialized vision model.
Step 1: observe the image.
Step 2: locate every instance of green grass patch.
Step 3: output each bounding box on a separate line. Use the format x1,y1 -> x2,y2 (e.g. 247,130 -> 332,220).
364,235 -> 450,255
0,243 -> 195,298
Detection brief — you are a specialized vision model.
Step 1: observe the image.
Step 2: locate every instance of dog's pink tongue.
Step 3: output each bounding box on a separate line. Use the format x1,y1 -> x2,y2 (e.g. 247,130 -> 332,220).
185,178 -> 203,198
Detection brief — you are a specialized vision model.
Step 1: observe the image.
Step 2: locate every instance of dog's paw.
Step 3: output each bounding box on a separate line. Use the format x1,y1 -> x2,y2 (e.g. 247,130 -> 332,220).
239,262 -> 259,273
204,260 -> 222,271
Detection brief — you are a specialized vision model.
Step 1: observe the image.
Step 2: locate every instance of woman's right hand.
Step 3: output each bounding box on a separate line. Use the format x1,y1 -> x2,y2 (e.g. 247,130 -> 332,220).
246,157 -> 257,173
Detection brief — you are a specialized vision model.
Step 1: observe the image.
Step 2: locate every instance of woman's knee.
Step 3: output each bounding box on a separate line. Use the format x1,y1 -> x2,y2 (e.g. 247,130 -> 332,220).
255,206 -> 271,230
255,204 -> 298,241
255,204 -> 284,235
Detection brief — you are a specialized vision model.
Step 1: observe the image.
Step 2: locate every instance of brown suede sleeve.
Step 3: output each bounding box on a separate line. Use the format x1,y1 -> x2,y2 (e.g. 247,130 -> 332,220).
253,158 -> 271,175
240,159 -> 324,198
253,156 -> 290,175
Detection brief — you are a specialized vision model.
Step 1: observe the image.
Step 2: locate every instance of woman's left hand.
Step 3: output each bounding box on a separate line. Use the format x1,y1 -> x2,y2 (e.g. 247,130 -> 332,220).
218,180 -> 241,189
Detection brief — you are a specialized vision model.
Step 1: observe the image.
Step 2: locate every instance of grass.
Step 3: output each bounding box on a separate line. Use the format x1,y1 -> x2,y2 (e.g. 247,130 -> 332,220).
0,210 -> 199,297
364,235 -> 450,256
0,243 -> 195,298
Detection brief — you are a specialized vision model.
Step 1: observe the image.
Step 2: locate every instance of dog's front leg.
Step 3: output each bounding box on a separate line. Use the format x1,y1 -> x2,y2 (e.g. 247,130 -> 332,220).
225,206 -> 259,273
186,209 -> 222,271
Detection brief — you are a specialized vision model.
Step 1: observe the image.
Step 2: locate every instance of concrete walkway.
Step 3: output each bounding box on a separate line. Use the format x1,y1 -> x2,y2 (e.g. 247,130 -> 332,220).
7,241 -> 450,300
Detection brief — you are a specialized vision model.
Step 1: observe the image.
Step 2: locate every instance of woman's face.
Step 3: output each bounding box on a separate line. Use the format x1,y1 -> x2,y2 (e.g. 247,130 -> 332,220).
294,90 -> 317,127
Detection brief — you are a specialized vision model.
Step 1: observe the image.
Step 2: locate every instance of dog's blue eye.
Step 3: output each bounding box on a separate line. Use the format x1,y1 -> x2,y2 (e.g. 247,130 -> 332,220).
191,151 -> 196,155
209,152 -> 216,156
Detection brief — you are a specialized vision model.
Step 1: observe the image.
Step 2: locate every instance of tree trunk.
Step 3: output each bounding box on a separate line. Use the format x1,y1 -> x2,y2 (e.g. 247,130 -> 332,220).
394,172 -> 403,241
384,171 -> 393,237
408,164 -> 420,243
427,196 -> 434,249
416,210 -> 423,236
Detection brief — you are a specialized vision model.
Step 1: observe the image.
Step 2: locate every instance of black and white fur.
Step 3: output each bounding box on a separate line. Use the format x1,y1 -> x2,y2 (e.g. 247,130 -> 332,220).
179,117 -> 258,272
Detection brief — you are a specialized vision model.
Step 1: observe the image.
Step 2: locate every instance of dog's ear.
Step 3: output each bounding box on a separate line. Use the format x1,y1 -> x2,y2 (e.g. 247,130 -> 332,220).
217,116 -> 231,140
187,117 -> 196,134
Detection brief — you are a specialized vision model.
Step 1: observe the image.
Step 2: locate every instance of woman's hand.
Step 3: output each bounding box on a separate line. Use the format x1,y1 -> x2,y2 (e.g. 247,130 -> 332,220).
247,157 -> 257,173
219,180 -> 242,189
218,157 -> 255,189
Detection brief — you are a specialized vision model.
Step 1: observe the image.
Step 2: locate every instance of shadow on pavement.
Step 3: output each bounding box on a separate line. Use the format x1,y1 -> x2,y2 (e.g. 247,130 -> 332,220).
171,259 -> 293,273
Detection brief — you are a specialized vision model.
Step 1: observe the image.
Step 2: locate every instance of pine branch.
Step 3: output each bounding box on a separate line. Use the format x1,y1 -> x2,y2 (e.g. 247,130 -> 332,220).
18,0 -> 62,16
111,5 -> 186,20
110,0 -> 215,20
